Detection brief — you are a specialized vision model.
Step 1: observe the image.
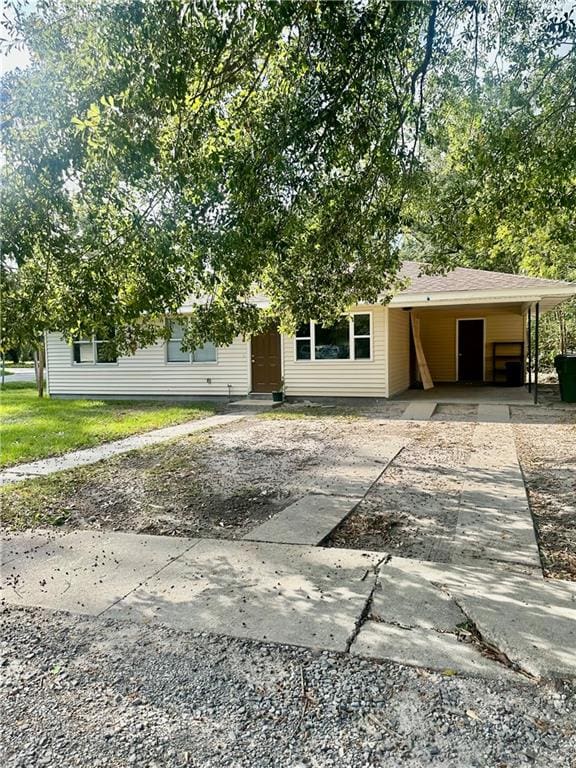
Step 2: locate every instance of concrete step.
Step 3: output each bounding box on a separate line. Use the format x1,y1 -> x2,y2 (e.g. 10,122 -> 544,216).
227,399 -> 281,410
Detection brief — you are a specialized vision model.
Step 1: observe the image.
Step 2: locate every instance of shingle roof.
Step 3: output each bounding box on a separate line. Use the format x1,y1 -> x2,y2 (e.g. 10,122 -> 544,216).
398,261 -> 573,295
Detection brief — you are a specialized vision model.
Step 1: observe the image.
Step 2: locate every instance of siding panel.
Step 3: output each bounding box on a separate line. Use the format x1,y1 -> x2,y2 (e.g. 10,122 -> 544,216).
413,305 -> 524,382
387,308 -> 410,397
46,333 -> 250,397
282,306 -> 388,398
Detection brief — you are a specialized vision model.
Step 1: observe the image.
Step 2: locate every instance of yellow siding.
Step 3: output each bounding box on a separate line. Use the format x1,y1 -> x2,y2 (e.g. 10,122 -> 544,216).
282,305 -> 388,398
387,308 -> 410,396
46,333 -> 250,397
413,306 -> 525,382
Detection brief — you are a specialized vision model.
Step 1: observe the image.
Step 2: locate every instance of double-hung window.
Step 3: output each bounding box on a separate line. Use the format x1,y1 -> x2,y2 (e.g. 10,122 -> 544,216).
72,335 -> 117,364
295,313 -> 372,361
167,321 -> 217,363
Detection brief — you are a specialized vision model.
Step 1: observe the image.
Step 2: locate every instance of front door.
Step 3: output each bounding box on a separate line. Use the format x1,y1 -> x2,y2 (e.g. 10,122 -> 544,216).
251,329 -> 282,392
457,319 -> 484,382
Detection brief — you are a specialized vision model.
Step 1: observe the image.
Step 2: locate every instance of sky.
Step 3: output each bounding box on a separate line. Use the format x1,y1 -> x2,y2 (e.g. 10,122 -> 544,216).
0,1 -> 32,75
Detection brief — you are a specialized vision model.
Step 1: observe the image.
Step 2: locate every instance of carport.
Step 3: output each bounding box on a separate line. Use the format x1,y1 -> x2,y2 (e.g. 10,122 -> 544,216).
388,263 -> 576,405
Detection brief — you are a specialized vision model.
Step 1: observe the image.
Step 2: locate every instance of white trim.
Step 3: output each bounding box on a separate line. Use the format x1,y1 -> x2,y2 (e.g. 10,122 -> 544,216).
456,318 -> 486,382
388,284 -> 576,308
44,331 -> 50,396
247,336 -> 253,391
294,312 -> 373,362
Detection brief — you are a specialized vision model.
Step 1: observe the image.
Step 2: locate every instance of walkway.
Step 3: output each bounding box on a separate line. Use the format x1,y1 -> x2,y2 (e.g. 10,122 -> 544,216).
0,412 -> 248,486
1,529 -> 574,680
1,399 -> 572,681
451,404 -> 541,572
243,438 -> 406,545
395,384 -> 533,405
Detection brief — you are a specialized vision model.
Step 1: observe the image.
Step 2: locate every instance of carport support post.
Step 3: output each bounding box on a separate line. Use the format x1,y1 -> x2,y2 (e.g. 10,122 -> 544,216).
534,302 -> 540,405
527,307 -> 532,393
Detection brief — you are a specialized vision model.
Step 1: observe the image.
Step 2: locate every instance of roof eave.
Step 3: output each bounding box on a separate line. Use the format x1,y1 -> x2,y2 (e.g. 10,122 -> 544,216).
387,285 -> 576,308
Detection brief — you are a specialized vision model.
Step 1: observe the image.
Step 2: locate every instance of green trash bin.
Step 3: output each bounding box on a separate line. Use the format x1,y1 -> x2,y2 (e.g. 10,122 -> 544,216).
554,354 -> 576,403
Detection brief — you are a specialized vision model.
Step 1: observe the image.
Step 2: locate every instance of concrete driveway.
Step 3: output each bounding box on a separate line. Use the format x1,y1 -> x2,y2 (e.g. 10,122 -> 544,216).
2,367 -> 37,384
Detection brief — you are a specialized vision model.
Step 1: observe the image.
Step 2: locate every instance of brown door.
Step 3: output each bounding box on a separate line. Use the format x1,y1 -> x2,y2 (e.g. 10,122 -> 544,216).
251,329 -> 282,392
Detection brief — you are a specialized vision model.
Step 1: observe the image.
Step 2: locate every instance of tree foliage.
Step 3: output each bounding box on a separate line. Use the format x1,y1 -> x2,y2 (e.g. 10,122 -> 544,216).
1,0 -> 574,367
403,3 -> 576,359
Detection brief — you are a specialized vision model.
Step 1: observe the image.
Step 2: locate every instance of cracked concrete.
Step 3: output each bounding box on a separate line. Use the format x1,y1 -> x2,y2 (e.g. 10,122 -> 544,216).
343,554 -> 389,653
3,530 -> 573,680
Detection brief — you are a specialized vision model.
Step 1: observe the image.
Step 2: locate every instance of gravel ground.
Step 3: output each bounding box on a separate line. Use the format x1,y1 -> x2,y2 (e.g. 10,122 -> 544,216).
1,605 -> 576,768
512,404 -> 576,581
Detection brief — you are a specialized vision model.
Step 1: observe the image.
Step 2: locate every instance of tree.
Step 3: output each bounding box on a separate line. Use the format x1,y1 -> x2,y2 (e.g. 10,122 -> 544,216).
1,0 -> 573,382
403,2 -> 576,362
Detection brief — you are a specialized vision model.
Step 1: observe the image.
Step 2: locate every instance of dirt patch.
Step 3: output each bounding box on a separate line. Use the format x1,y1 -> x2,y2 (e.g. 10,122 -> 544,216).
0,416 -> 372,537
327,421 -> 473,560
512,405 -> 576,581
3,403 -> 573,574
1,412 -> 419,540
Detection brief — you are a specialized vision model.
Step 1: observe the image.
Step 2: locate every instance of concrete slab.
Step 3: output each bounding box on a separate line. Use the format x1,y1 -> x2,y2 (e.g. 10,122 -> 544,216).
372,564 -> 466,632
1,530 -> 53,567
243,493 -> 361,545
477,404 -> 510,423
227,399 -> 280,411
296,439 -> 405,498
104,539 -> 383,652
385,556 -> 575,679
351,621 -> 520,680
393,385 -> 532,406
401,401 -> 437,421
451,421 -> 541,571
300,462 -> 385,497
0,413 -> 247,486
450,580 -> 576,680
0,530 -> 197,615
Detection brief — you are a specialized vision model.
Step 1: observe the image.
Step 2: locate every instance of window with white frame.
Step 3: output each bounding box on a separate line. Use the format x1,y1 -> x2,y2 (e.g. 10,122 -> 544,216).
72,335 -> 117,364
167,321 -> 217,363
295,323 -> 312,360
352,313 -> 371,359
295,313 -> 371,361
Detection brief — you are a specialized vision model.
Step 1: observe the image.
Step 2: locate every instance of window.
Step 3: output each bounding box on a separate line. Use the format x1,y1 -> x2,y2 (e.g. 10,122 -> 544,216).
315,317 -> 350,359
353,313 -> 371,359
167,321 -> 217,363
72,336 -> 117,364
295,313 -> 372,361
295,323 -> 312,361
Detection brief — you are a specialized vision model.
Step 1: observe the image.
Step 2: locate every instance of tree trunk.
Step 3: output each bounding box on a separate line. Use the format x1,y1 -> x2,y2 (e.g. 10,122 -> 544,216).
33,344 -> 45,398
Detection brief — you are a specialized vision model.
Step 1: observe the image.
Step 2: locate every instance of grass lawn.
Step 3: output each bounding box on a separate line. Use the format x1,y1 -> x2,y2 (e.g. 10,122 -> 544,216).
0,382 -> 216,468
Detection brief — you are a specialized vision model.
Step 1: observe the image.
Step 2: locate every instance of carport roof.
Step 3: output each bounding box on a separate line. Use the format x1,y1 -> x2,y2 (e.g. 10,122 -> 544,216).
389,261 -> 576,310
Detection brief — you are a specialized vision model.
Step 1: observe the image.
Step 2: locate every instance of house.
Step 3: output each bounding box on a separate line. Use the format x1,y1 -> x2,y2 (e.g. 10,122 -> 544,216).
44,262 -> 576,401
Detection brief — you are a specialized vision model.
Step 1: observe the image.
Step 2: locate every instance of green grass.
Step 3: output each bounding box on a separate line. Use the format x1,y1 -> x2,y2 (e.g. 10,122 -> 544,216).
0,370 -> 13,376
0,382 -> 216,467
